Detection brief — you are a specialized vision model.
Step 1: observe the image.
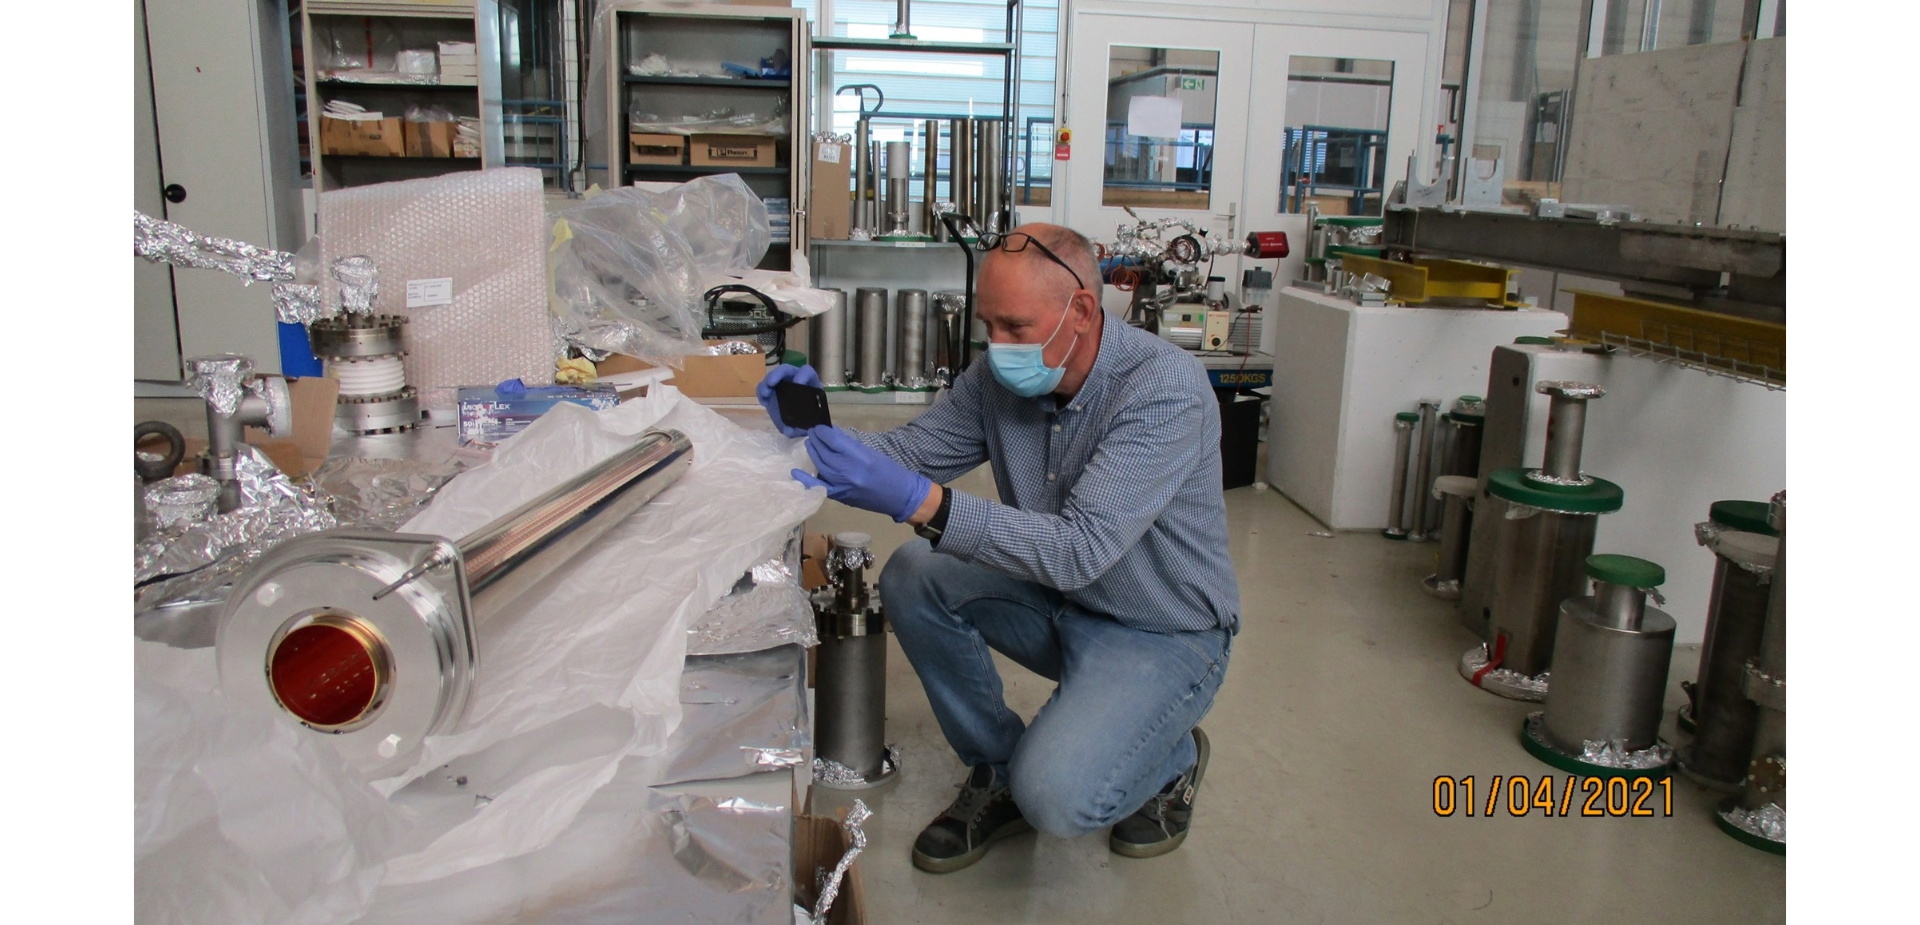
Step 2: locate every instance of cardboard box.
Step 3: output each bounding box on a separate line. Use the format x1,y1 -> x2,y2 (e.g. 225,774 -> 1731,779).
689,133 -> 776,168
595,341 -> 767,399
629,132 -> 686,166
320,116 -> 405,157
456,383 -> 622,446
404,121 -> 456,158
809,138 -> 851,240
793,812 -> 868,925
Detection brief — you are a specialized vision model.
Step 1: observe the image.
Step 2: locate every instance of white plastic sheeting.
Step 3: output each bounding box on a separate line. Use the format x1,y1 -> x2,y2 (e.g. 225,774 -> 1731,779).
134,384 -> 823,923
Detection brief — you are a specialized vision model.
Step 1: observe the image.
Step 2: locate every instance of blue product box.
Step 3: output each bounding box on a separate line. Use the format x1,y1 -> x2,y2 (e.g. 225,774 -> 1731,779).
457,383 -> 621,446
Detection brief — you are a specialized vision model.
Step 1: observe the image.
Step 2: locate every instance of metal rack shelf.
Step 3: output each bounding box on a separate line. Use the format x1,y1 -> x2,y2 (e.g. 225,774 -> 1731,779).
625,164 -> 788,176
623,75 -> 790,88
810,36 -> 1013,55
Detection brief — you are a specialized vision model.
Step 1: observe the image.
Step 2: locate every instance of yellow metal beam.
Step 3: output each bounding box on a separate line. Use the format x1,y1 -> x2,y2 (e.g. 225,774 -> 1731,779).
1338,254 -> 1516,306
1565,289 -> 1786,377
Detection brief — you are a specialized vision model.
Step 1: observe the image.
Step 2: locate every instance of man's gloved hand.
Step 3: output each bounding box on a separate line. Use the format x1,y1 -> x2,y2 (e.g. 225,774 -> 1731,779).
756,363 -> 823,438
792,425 -> 932,523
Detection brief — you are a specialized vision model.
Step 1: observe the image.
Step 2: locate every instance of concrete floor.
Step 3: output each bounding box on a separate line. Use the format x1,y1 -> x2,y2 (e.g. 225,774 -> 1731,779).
806,406 -> 1785,925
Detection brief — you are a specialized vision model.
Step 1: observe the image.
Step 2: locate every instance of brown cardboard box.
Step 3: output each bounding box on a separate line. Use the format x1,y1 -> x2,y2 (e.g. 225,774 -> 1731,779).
405,120 -> 456,158
793,812 -> 868,925
320,116 -> 405,157
595,341 -> 767,399
629,132 -> 686,166
173,377 -> 341,478
809,138 -> 851,240
689,133 -> 777,168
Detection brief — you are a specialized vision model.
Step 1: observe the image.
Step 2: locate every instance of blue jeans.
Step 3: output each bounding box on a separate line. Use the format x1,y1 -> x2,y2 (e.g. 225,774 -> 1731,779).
880,539 -> 1233,839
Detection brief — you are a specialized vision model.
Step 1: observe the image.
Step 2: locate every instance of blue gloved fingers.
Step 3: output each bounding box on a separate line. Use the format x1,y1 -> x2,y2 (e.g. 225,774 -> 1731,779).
793,365 -> 823,389
756,364 -> 816,438
791,468 -> 827,490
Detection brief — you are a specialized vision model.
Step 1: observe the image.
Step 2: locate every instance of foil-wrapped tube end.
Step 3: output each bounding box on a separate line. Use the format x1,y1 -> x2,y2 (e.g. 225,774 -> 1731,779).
1536,380 -> 1606,400
186,354 -> 254,416
1722,802 -> 1786,842
703,340 -> 762,356
135,210 -> 296,284
145,473 -> 221,529
134,445 -> 338,586
331,255 -> 381,315
272,282 -> 324,324
1577,735 -> 1674,770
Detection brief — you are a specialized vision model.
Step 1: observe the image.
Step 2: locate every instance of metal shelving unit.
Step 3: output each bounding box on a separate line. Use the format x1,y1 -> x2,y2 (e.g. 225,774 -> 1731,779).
605,3 -> 807,269
302,0 -> 505,193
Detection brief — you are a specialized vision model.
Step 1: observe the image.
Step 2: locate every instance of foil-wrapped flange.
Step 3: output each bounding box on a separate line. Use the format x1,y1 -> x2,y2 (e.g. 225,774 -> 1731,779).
1536,380 -> 1605,400
1420,575 -> 1461,601
1695,520 -> 1779,580
1523,470 -> 1596,488
1460,645 -> 1549,701
145,474 -> 221,529
309,313 -> 408,360
1716,800 -> 1786,853
186,354 -> 253,416
1520,712 -> 1673,776
334,387 -> 420,435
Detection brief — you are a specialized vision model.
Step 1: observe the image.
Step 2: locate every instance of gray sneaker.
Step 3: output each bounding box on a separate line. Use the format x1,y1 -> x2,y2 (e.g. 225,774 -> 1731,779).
1110,727 -> 1210,858
911,764 -> 1033,873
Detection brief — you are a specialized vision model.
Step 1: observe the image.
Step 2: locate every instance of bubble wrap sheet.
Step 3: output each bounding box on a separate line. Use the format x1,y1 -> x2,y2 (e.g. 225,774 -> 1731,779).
319,167 -> 555,390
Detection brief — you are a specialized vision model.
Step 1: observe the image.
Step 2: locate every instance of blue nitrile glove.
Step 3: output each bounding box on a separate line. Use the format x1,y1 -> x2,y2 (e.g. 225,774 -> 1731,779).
756,363 -> 824,438
792,425 -> 932,523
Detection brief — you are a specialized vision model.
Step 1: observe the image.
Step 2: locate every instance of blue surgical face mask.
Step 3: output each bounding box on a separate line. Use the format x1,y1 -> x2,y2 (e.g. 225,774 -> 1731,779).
987,294 -> 1080,398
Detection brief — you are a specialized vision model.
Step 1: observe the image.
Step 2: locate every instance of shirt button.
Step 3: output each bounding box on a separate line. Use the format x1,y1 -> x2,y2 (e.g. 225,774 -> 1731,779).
1053,424 -> 1061,432
1047,473 -> 1056,481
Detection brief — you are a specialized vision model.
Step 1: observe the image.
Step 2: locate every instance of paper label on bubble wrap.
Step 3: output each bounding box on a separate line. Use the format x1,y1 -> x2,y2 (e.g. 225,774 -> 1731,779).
818,143 -> 841,164
406,277 -> 454,308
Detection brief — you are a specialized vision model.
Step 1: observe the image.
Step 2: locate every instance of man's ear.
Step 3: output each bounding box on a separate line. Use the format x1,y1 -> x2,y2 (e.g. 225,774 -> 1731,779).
1073,290 -> 1100,330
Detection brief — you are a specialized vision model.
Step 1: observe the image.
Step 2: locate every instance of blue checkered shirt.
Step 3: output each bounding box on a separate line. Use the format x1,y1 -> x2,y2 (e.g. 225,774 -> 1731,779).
853,312 -> 1240,634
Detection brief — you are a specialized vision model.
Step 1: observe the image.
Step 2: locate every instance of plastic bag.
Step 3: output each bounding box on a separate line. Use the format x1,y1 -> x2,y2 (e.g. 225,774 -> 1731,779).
549,174 -> 771,365
403,103 -> 455,123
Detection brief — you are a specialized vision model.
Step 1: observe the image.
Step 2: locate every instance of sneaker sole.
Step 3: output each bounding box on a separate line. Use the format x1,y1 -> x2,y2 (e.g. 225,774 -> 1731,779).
912,818 -> 1035,874
1110,727 -> 1211,859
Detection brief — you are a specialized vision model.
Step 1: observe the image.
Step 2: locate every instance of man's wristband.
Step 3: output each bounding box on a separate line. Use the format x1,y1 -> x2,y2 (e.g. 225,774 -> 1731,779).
915,487 -> 954,544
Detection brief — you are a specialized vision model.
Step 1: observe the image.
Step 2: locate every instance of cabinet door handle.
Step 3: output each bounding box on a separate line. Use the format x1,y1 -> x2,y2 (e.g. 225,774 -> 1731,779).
164,183 -> 187,204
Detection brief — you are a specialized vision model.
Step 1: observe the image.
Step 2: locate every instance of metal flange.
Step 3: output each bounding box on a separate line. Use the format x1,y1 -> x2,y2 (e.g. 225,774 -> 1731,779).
335,386 -> 419,435
309,313 -> 409,359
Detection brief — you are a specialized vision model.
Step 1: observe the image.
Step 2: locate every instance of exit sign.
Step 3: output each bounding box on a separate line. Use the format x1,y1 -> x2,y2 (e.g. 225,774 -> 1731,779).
1179,77 -> 1206,91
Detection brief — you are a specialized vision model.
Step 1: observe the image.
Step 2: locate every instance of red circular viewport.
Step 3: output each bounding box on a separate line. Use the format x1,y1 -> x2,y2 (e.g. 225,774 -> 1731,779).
269,620 -> 382,728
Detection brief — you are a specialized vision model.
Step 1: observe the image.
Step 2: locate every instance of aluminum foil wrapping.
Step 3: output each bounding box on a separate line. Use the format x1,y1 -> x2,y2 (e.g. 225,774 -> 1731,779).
704,340 -> 764,356
145,474 -> 220,529
134,445 -> 338,586
1579,736 -> 1674,770
688,529 -> 819,656
664,795 -> 791,902
272,282 -> 324,324
311,456 -> 467,530
810,745 -> 900,788
134,209 -> 294,284
332,255 -> 381,315
810,800 -> 871,924
1722,802 -> 1786,842
1463,645 -> 1550,698
1694,520 -> 1777,581
1537,380 -> 1606,400
186,354 -> 253,416
637,647 -> 809,786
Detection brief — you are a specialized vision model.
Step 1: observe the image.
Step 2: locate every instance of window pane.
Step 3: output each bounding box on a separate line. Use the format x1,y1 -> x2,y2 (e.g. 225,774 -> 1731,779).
1281,57 -> 1394,215
1471,0 -> 1585,191
1102,46 -> 1219,209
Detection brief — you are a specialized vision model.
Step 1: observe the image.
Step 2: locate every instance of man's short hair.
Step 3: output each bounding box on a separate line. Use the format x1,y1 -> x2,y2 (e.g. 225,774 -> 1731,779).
988,222 -> 1104,304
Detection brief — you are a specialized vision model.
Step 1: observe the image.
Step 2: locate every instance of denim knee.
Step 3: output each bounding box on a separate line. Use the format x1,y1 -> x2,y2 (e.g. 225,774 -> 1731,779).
1009,745 -> 1111,839
877,539 -> 940,629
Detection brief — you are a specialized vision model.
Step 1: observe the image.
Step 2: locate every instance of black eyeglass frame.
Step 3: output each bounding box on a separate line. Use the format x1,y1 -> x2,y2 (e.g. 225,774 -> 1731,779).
977,230 -> 1087,292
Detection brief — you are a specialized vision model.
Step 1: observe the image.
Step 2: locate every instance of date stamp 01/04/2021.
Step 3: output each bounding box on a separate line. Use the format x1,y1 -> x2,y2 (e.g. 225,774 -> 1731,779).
1433,775 -> 1674,818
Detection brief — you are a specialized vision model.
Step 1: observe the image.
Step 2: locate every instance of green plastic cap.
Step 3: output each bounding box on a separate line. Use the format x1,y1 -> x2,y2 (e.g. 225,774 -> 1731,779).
1514,336 -> 1556,345
1450,395 -> 1487,423
1709,500 -> 1780,537
1486,467 -> 1625,514
1395,411 -> 1420,423
1586,554 -> 1665,588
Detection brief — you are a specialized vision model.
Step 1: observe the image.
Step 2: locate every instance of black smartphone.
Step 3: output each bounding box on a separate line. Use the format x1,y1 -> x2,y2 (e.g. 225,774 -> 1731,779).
774,380 -> 832,430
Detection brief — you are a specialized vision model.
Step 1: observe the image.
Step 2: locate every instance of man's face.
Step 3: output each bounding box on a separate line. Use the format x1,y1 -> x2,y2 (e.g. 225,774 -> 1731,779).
976,252 -> 1088,370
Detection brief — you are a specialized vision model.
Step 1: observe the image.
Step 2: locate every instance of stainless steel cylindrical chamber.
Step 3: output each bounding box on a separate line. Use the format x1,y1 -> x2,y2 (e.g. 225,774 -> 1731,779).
884,140 -> 912,236
952,118 -> 974,221
1384,412 -> 1417,539
1542,595 -> 1677,754
923,120 -> 940,237
1443,396 -> 1486,479
932,290 -> 967,384
811,289 -> 850,389
853,118 -> 872,236
896,289 -> 931,390
1412,399 -> 1441,540
854,287 -> 889,390
813,532 -> 895,786
1488,508 -> 1602,677
978,120 -> 1004,231
1423,475 -> 1477,600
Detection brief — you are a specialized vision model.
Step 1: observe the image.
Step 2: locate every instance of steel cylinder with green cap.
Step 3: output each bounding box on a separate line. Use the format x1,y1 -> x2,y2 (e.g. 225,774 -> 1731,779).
1520,553 -> 1677,777
1384,411 -> 1420,539
1463,381 -> 1625,700
1677,498 -> 1781,790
